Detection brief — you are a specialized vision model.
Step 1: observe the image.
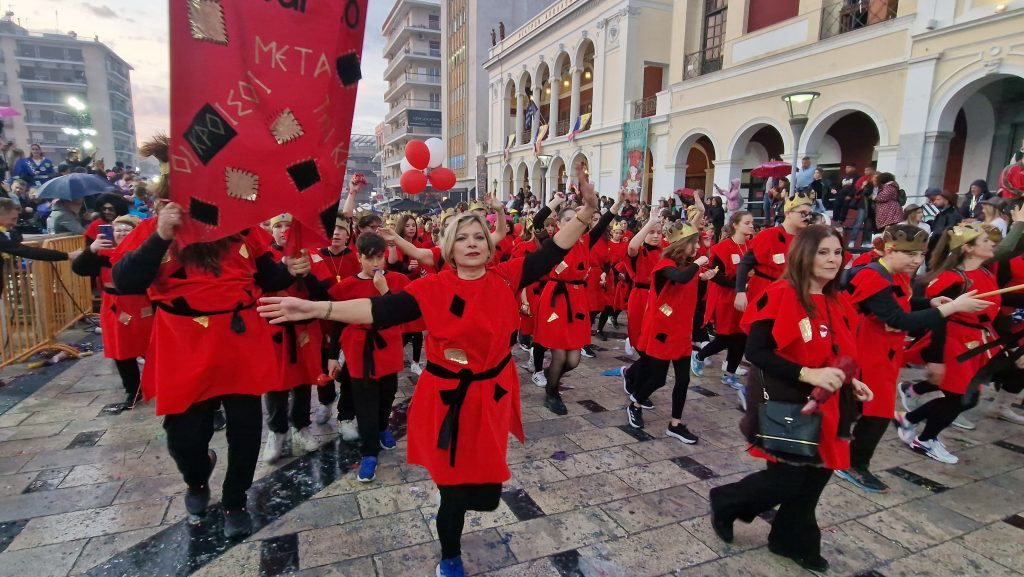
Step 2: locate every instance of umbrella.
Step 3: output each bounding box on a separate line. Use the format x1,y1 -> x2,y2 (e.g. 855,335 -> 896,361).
0,106 -> 21,118
750,160 -> 793,180
35,173 -> 117,201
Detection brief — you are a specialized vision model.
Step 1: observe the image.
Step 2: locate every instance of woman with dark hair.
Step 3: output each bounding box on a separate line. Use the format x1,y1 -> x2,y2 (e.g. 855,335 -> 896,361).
111,135 -> 309,538
257,172 -> 600,577
709,225 -> 873,573
706,196 -> 726,241
388,211 -> 434,375
84,193 -> 129,244
872,172 -> 903,230
594,221 -> 628,340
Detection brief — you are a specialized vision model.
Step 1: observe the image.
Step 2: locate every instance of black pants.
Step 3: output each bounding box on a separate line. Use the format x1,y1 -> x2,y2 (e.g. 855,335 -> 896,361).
113,358 -> 140,396
628,353 -> 691,420
849,416 -> 890,469
403,332 -> 423,364
264,385 -> 312,433
697,333 -> 746,373
351,373 -> 399,457
163,394 -> 262,510
907,391 -> 976,441
436,483 -> 502,559
532,344 -> 547,373
710,461 -> 833,559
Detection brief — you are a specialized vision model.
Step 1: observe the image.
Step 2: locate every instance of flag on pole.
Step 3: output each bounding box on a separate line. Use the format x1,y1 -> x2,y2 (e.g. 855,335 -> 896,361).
503,133 -> 516,162
568,113 -> 591,142
534,124 -> 548,155
524,101 -> 538,133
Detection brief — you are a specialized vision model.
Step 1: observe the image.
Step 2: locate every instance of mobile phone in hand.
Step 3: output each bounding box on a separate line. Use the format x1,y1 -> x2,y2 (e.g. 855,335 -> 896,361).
98,224 -> 115,244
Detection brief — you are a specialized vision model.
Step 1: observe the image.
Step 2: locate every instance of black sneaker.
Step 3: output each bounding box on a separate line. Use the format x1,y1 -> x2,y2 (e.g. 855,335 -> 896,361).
628,393 -> 654,410
626,403 -> 644,428
213,409 -> 227,432
544,393 -> 568,415
836,466 -> 889,493
184,450 -> 217,517
223,507 -> 253,539
666,423 -> 698,444
768,544 -> 829,573
121,389 -> 140,411
581,345 -> 596,359
611,316 -> 620,329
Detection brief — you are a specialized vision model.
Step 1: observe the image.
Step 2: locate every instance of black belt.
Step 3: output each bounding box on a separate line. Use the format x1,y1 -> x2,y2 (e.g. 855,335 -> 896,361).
753,269 -> 776,281
634,282 -> 650,290
354,326 -> 388,385
425,353 -> 513,467
550,279 -> 586,324
154,299 -> 256,334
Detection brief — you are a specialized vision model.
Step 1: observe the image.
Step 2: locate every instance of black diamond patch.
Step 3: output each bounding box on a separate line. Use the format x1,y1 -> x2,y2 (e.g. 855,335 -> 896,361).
756,293 -> 769,311
189,197 -> 220,226
979,313 -> 990,323
893,285 -> 906,298
777,232 -> 786,243
169,267 -> 187,280
577,262 -> 585,271
655,332 -> 668,343
494,383 -> 508,402
184,103 -> 237,166
449,295 -> 466,317
287,159 -> 321,192
574,312 -> 586,321
888,348 -> 896,360
336,52 -> 362,87
320,205 -> 338,240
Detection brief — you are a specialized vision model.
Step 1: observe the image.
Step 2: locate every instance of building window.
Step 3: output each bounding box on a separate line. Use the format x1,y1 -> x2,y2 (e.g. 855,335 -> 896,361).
703,0 -> 727,64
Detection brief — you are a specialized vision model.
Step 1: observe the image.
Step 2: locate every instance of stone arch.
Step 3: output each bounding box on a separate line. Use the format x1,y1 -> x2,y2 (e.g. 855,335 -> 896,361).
501,164 -> 514,199
671,129 -> 720,190
927,65 -> 1024,133
546,154 -> 567,199
801,101 -> 891,155
727,117 -> 791,160
572,37 -> 596,70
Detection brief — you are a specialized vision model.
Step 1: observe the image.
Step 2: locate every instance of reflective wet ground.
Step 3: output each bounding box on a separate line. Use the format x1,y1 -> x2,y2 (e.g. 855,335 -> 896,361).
1,330 -> 1023,577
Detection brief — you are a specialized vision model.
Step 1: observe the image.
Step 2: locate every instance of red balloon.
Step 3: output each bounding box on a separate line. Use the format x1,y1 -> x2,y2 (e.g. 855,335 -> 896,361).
405,140 -> 430,171
400,169 -> 427,194
429,167 -> 457,191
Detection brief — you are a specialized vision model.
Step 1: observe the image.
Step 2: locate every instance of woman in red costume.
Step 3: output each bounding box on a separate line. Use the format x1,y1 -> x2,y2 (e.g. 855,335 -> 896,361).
388,212 -> 435,376
111,136 -> 310,538
710,225 -> 872,573
72,215 -> 152,411
734,194 -> 813,314
694,211 -> 755,390
595,221 -> 628,340
258,175 -> 600,577
622,214 -> 664,357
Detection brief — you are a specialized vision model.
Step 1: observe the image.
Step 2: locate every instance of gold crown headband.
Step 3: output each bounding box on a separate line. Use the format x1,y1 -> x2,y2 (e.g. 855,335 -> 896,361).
269,213 -> 292,227
948,223 -> 983,250
883,227 -> 929,252
611,221 -> 627,232
666,222 -> 699,244
467,200 -> 486,212
784,194 -> 812,212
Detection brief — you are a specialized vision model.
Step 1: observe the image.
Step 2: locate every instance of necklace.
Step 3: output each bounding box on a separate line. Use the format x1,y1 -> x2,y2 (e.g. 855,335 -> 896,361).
325,247 -> 348,282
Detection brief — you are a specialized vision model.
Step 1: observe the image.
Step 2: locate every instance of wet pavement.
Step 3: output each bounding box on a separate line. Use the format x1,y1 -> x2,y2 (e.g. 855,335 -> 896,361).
1,327 -> 1023,577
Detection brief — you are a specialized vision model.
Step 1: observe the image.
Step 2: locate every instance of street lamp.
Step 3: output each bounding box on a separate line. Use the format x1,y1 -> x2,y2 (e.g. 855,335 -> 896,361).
67,96 -> 86,112
781,91 -> 819,195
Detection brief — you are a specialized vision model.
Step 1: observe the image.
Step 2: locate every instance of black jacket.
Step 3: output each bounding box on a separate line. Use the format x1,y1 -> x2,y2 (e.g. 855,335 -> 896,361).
0,230 -> 68,294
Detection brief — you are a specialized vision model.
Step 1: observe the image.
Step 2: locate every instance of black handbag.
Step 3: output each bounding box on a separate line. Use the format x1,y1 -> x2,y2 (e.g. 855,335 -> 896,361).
755,386 -> 822,458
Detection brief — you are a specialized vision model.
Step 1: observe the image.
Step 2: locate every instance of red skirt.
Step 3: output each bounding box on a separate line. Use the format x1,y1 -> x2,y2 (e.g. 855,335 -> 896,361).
905,323 -> 996,395
273,321 -> 324,387
99,292 -> 154,360
704,283 -> 742,335
519,283 -> 543,337
627,287 -> 650,346
612,277 -> 630,312
858,331 -> 904,418
585,267 -> 605,313
142,307 -> 282,416
534,280 -> 591,349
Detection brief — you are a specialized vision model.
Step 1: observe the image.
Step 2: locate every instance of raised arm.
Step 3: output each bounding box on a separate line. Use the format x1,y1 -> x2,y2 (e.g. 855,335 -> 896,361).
486,193 -> 508,244
628,215 -> 661,257
379,227 -> 435,267
339,174 -> 364,219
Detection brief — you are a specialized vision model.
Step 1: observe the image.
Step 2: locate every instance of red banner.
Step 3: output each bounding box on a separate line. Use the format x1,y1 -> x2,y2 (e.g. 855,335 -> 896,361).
169,0 -> 367,245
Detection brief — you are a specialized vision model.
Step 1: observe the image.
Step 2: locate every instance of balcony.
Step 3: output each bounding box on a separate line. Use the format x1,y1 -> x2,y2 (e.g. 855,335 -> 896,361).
385,98 -> 441,123
384,48 -> 442,81
383,125 -> 442,146
633,96 -> 657,119
555,118 -> 570,137
383,72 -> 441,101
383,21 -> 442,59
682,49 -> 723,80
820,0 -> 898,40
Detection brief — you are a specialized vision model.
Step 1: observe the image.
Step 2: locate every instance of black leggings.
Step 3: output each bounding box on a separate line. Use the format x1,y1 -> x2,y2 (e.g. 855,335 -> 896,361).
403,332 -> 423,364
436,483 -> 502,559
164,394 -> 262,510
113,358 -> 141,396
906,391 -> 977,441
596,306 -> 620,334
697,333 -> 746,373
849,416 -> 890,469
317,358 -> 356,421
628,353 -> 691,420
544,348 -> 581,395
264,385 -> 312,433
351,374 -> 398,457
532,344 -> 547,373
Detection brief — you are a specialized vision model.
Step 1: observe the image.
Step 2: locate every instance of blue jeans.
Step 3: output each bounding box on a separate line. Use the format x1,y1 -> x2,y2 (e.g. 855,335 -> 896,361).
849,209 -> 867,245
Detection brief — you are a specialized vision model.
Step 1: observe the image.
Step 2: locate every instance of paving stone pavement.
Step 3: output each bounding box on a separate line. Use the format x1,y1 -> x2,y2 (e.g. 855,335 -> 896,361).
1,328 -> 1023,577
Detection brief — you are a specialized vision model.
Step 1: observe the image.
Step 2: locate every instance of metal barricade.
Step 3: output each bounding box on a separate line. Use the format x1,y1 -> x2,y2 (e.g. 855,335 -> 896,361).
1,235 -> 91,367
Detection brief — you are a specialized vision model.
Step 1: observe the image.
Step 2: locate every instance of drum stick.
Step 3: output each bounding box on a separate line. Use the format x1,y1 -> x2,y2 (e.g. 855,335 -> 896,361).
972,283 -> 1024,299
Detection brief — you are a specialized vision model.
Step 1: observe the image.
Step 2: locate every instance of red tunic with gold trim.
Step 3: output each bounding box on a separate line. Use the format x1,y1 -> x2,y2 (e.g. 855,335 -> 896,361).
704,237 -> 747,335
605,239 -> 628,311
637,258 -> 699,360
119,228 -> 282,416
534,236 -> 592,349
512,239 -> 542,337
403,261 -> 527,485
268,244 -> 323,387
330,273 -> 410,378
743,226 -> 794,311
626,244 -> 662,347
586,237 -> 609,313
850,249 -> 882,268
847,266 -> 912,418
86,247 -> 154,360
907,268 -> 1001,395
741,282 -> 857,470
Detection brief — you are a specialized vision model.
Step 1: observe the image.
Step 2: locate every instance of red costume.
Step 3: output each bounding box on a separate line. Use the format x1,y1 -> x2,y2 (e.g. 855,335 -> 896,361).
637,259 -> 699,360
850,250 -> 882,268
512,239 -> 542,337
534,237 -> 592,349
605,239 -> 628,311
330,273 -> 410,378
625,244 -> 662,347
268,244 -> 323,388
402,261 -> 528,485
741,281 -> 858,470
704,237 -> 746,335
97,253 -> 154,360
743,226 -> 795,310
586,237 -> 609,313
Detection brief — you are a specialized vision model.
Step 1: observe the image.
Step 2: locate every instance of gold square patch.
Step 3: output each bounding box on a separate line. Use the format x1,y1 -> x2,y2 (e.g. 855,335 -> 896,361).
118,312 -> 132,325
444,348 -> 469,365
799,317 -> 813,343
555,261 -> 568,274
547,312 -> 559,323
238,244 -> 250,259
139,306 -> 153,318
188,0 -> 228,45
659,304 -> 673,317
226,168 -> 259,202
270,108 -> 305,145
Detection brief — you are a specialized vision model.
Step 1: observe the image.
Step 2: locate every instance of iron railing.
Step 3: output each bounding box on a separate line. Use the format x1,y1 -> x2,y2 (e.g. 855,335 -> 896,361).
555,118 -> 570,137
820,0 -> 899,40
633,96 -> 657,119
682,49 -> 723,80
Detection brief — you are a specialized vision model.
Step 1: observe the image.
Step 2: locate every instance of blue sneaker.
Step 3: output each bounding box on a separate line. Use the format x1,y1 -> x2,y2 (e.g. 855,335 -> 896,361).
721,374 -> 744,390
690,355 -> 704,377
379,429 -> 397,450
357,456 -> 377,483
436,556 -> 466,577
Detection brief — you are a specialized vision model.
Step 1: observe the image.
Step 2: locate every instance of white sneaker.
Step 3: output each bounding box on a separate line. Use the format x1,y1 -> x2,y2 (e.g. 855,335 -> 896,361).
998,406 -> 1024,425
314,404 -> 332,425
409,362 -> 423,376
737,387 -> 747,412
951,415 -> 975,430
894,411 -> 917,446
262,430 -> 289,463
339,419 -> 360,442
722,361 -> 748,376
624,338 -> 636,357
532,371 -> 547,387
292,426 -> 321,453
897,382 -> 920,412
912,436 -> 958,464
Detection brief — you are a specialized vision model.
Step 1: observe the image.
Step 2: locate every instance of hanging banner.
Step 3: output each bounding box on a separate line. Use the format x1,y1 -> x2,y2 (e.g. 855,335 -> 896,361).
620,118 -> 650,200
169,0 -> 368,244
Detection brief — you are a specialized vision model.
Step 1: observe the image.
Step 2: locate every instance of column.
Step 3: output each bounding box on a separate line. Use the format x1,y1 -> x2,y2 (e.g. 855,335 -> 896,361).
514,92 -> 525,147
501,93 -> 511,148
530,95 -> 540,144
711,159 -> 743,192
874,145 -> 899,176
549,77 -> 560,137
917,132 -> 954,198
569,67 -> 582,133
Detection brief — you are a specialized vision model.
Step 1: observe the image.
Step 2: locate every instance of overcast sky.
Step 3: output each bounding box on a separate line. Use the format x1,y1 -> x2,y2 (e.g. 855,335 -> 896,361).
10,0 -> 394,142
